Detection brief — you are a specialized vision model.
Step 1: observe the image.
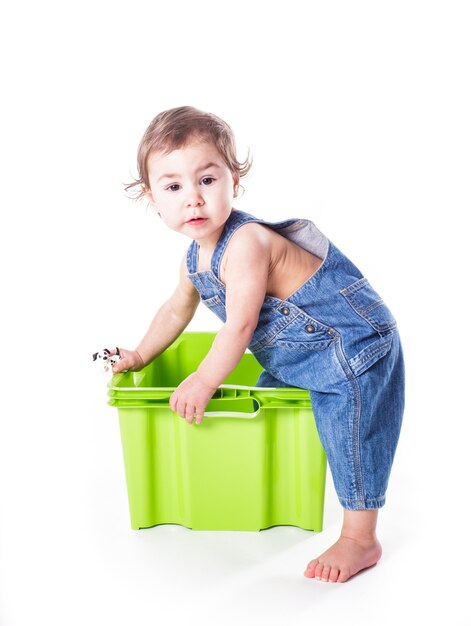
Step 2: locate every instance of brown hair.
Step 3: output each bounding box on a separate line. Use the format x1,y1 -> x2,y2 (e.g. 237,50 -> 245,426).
125,106 -> 252,200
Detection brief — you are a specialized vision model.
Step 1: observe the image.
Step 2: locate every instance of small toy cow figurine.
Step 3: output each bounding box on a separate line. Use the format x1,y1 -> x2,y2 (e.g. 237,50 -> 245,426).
92,347 -> 121,374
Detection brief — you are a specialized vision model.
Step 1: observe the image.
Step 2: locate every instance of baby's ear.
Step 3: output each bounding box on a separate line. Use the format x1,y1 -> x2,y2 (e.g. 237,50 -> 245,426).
143,185 -> 155,205
233,175 -> 240,198
144,188 -> 161,217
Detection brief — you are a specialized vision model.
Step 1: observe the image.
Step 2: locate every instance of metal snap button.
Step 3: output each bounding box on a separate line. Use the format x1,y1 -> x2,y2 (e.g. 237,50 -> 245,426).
305,324 -> 315,333
281,307 -> 290,316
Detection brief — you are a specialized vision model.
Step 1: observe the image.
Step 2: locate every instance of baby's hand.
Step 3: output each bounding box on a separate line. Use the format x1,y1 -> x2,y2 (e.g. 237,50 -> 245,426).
170,372 -> 218,425
110,348 -> 145,374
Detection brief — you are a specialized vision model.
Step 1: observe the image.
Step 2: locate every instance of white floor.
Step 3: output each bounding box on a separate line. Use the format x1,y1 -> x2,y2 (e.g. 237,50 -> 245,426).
1,365 -> 469,626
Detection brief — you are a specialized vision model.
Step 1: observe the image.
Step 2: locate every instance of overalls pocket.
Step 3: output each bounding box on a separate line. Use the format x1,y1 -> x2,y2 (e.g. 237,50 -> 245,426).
347,333 -> 394,376
340,278 -> 397,334
272,312 -> 336,351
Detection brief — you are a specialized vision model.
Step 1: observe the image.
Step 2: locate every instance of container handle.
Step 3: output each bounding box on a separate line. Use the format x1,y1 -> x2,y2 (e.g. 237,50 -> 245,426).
203,398 -> 261,420
201,385 -> 262,419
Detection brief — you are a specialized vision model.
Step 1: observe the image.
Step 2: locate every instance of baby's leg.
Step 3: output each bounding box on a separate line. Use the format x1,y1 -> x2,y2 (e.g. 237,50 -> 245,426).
303,335 -> 404,582
304,509 -> 382,583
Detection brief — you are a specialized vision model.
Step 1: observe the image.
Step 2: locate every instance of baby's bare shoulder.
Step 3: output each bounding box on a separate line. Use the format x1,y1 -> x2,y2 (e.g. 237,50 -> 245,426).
221,222 -> 272,278
228,221 -> 274,249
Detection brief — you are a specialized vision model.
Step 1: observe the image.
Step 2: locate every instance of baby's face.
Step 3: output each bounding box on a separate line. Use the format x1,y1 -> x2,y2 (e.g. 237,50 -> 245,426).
146,140 -> 237,247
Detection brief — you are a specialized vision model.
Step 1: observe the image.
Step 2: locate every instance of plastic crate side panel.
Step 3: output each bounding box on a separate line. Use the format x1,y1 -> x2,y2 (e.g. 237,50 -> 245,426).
265,407 -> 326,531
119,407 -> 269,530
118,409 -> 158,529
185,414 -> 268,530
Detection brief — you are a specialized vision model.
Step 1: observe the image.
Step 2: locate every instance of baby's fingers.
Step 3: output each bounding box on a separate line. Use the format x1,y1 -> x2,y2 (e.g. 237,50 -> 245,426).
169,390 -> 181,415
112,357 -> 129,373
112,348 -> 144,373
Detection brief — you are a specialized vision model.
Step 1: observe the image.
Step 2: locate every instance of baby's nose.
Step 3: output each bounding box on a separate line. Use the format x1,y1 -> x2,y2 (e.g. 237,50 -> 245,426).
186,188 -> 204,207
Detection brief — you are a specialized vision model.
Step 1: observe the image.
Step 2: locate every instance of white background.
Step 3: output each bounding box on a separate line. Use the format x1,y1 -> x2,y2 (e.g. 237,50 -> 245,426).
1,1 -> 470,624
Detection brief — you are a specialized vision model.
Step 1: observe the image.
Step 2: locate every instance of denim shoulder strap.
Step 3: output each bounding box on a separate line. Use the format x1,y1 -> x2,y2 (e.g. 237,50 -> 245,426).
186,239 -> 198,274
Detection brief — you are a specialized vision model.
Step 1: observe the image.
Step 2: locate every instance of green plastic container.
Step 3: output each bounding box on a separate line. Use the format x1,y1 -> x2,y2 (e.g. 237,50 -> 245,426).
109,332 -> 326,531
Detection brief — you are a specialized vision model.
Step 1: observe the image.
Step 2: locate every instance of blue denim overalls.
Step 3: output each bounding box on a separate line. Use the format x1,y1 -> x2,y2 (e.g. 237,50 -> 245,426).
186,210 -> 405,510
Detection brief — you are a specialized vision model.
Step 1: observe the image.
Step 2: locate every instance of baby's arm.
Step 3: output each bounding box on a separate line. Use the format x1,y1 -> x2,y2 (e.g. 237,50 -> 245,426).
170,225 -> 270,422
112,255 -> 200,373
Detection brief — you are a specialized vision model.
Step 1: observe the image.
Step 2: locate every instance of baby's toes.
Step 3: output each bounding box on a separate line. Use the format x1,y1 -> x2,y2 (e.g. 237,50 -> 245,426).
313,561 -> 326,580
337,567 -> 351,583
304,559 -> 319,578
328,566 -> 340,583
319,564 -> 331,582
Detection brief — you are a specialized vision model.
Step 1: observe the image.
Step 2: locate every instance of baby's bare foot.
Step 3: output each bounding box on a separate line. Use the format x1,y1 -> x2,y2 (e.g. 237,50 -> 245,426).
304,535 -> 382,583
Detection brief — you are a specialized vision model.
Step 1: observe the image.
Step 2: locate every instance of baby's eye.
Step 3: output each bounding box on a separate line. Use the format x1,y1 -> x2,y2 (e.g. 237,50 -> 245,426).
167,184 -> 181,192
201,177 -> 215,186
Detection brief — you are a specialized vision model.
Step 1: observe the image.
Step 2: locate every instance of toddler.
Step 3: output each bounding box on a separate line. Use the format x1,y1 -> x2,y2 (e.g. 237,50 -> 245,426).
111,106 -> 405,583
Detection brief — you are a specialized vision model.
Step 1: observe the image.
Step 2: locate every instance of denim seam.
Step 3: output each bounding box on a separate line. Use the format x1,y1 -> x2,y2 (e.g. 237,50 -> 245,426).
340,497 -> 385,503
271,340 -> 334,351
339,496 -> 385,509
335,339 -> 365,504
339,277 -> 368,296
